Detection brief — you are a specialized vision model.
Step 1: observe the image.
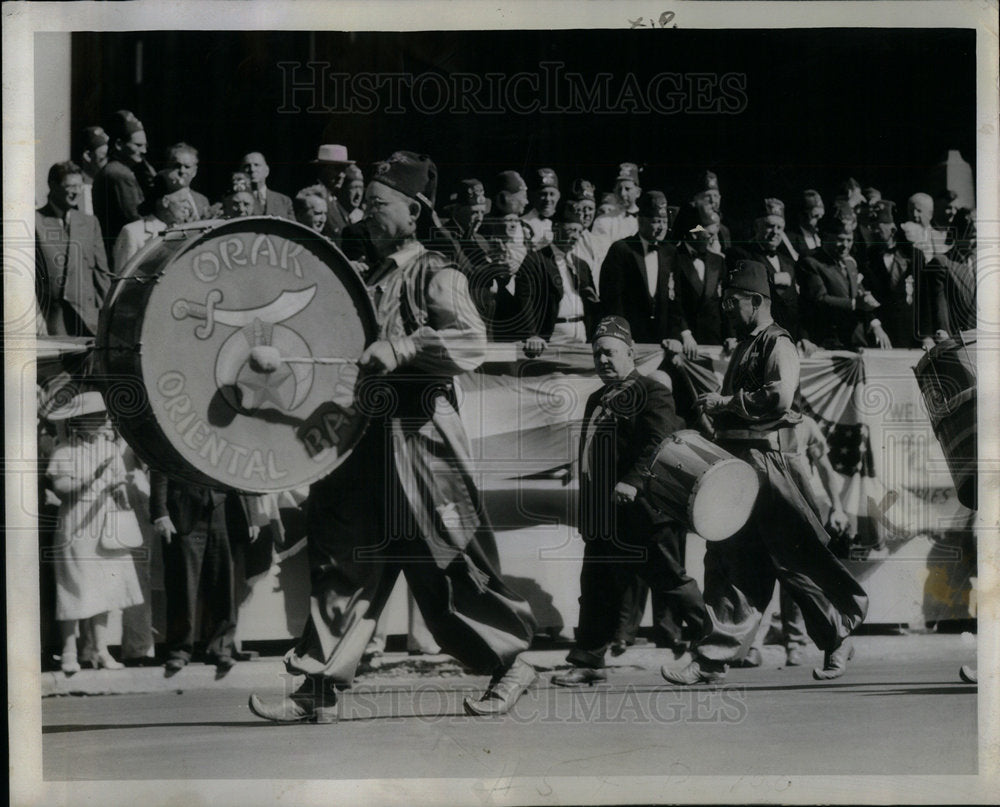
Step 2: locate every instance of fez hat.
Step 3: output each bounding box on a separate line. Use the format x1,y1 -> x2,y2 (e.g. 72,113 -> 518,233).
445,178 -> 491,212
819,215 -> 853,236
725,260 -> 771,298
592,315 -> 633,346
800,189 -> 824,211
763,197 -> 786,218
872,200 -> 897,224
698,170 -> 720,191
637,191 -> 669,219
568,178 -> 596,202
46,390 -> 107,421
82,126 -> 109,151
312,144 -> 355,165
106,110 -> 144,143
492,170 -> 527,198
527,168 -> 559,193
615,163 -> 641,184
556,200 -> 585,224
371,151 -> 438,208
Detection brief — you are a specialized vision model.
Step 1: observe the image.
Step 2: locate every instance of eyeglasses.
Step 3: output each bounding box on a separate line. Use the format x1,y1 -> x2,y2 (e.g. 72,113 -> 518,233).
721,296 -> 741,312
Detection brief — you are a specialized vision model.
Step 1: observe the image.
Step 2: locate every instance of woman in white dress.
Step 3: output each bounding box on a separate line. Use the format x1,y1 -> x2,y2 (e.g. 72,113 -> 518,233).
46,391 -> 144,673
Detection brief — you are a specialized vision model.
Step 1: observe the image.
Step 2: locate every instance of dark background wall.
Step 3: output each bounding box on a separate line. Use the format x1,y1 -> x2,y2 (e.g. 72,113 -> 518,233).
69,28 -> 975,231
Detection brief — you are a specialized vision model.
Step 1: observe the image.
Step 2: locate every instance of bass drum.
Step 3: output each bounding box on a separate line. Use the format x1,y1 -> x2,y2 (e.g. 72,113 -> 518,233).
96,217 -> 379,493
913,330 -> 977,510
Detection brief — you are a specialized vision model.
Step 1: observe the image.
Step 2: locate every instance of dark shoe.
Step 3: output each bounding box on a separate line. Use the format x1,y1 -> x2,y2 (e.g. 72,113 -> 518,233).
551,667 -> 607,687
464,657 -> 537,716
785,646 -> 804,667
735,647 -> 762,668
609,641 -> 628,657
164,657 -> 188,673
232,649 -> 259,662
812,639 -> 855,680
215,655 -> 236,674
959,665 -> 977,684
661,658 -> 726,686
248,677 -> 339,724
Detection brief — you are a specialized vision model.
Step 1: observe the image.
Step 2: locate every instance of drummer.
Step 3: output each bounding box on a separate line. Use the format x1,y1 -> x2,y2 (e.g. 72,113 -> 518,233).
551,316 -> 707,687
662,260 -> 869,686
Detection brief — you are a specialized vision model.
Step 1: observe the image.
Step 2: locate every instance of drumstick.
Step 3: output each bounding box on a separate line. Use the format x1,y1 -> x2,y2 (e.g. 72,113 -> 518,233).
248,345 -> 355,373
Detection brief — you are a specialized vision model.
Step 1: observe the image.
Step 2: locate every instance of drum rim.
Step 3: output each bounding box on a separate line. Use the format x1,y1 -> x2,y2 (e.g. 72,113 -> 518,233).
96,216 -> 378,493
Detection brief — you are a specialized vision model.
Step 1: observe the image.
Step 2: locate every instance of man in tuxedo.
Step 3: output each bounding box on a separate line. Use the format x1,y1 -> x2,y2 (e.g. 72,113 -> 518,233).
241,152 -> 294,220
599,190 -> 677,344
786,189 -> 825,260
865,200 -> 918,347
551,316 -> 706,686
690,170 -> 731,254
35,161 -> 110,337
516,204 -> 599,354
670,202 -> 729,357
798,217 -> 891,349
521,168 -> 560,249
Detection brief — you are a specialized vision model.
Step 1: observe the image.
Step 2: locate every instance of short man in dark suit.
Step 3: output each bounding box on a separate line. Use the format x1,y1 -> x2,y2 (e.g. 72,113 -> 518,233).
670,202 -> 729,358
241,151 -> 294,220
865,200 -> 919,347
35,161 -> 110,337
786,189 -> 825,260
167,142 -> 211,219
691,170 -> 732,253
516,204 -> 599,355
599,191 -> 677,344
93,110 -> 149,262
798,217 -> 891,349
551,317 -> 706,686
311,144 -> 355,242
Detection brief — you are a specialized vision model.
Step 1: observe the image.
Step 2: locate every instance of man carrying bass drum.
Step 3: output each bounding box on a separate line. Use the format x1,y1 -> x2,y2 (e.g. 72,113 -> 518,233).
661,260 -> 869,687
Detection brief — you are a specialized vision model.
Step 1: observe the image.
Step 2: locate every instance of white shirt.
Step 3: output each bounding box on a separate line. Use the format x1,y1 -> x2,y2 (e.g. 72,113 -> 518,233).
522,208 -> 553,248
639,236 -> 658,297
553,249 -> 584,321
764,253 -> 781,273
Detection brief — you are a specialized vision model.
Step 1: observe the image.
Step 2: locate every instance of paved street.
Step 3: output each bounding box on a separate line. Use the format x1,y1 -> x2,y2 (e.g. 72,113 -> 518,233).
42,636 -> 977,781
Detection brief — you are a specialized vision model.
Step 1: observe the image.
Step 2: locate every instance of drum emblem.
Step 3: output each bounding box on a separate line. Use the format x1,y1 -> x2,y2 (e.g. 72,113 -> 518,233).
172,285 -> 318,413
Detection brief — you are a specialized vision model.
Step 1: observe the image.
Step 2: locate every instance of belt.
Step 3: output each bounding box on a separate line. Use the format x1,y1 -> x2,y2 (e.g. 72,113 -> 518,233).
555,316 -> 585,323
715,429 -> 780,449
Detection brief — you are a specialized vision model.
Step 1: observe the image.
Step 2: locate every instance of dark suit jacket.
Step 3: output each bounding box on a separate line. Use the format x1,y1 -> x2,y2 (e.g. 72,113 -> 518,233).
798,248 -> 869,349
149,470 -> 251,541
321,190 -> 350,242
515,245 -> 599,341
865,244 -> 917,347
93,158 -> 144,254
258,188 -> 295,220
599,235 -> 677,344
670,246 -> 728,345
786,227 -> 822,261
578,371 -> 685,538
35,204 -> 110,336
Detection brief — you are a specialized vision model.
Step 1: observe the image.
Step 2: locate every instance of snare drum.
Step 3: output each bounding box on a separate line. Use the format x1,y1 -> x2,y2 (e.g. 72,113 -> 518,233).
645,429 -> 760,541
95,217 -> 378,493
913,330 -> 977,509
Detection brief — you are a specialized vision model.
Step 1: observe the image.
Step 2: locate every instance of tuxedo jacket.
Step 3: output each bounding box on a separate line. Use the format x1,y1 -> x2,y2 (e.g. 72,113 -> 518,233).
515,245 -> 599,341
35,204 -> 110,336
798,248 -> 869,348
670,247 -> 728,345
865,244 -> 917,347
599,235 -> 678,344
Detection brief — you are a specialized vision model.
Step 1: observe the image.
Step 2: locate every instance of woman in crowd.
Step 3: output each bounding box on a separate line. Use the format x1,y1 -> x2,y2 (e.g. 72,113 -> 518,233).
46,391 -> 144,673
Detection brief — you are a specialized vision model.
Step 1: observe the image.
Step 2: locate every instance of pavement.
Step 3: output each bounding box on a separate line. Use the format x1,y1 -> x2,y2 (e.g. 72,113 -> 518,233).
40,634 -> 980,783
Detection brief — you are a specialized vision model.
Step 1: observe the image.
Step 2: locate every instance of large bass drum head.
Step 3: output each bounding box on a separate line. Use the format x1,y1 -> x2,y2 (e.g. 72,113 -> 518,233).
689,458 -> 760,541
99,217 -> 378,493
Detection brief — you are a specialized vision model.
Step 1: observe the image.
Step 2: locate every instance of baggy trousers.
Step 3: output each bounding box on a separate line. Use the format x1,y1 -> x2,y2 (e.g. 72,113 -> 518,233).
694,446 -> 868,665
285,423 -> 535,685
569,514 -> 707,669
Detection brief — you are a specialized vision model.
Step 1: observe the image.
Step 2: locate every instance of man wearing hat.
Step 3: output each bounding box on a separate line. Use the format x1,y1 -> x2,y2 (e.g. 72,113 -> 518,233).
522,167 -> 561,248
691,170 -> 731,253
551,316 -> 707,686
93,110 -> 149,262
864,200 -> 918,347
670,202 -> 729,358
76,126 -> 109,216
250,151 -> 536,724
35,161 -> 111,337
599,190 -> 678,345
312,144 -> 356,242
661,261 -> 868,686
798,216 -> 890,349
787,189 -> 825,260
516,202 -> 599,352
240,151 -> 294,220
